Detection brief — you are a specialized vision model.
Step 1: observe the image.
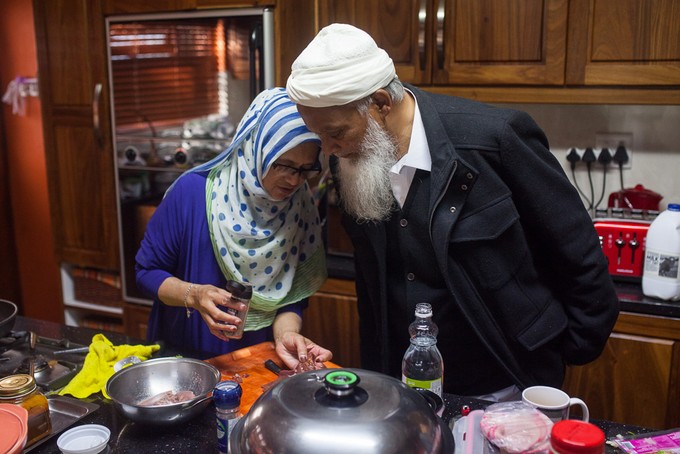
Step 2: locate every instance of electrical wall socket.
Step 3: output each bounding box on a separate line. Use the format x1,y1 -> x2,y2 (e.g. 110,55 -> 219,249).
595,132 -> 633,169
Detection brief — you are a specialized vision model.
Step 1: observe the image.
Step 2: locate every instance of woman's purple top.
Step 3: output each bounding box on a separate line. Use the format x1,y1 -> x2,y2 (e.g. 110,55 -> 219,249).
135,171 -> 306,358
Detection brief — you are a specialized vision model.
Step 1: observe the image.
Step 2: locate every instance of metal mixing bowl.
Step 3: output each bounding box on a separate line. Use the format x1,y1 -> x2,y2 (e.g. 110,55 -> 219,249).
106,357 -> 220,426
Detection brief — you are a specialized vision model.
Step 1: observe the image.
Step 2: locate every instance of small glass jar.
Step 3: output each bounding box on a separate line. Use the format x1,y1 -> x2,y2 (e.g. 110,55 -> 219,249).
0,374 -> 52,446
551,420 -> 605,454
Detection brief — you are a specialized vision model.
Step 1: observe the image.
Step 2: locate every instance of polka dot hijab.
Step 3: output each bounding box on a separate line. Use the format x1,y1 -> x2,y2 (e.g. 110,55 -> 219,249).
184,88 -> 326,331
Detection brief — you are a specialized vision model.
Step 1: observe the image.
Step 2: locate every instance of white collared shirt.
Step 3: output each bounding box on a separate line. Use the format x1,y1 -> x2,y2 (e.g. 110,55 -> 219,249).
389,89 -> 431,208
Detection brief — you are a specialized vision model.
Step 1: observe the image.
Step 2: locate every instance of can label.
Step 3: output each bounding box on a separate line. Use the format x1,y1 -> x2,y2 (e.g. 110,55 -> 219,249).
644,248 -> 680,281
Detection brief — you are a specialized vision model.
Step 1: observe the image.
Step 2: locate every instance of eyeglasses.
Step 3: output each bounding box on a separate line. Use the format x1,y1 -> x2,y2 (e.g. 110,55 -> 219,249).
270,162 -> 322,179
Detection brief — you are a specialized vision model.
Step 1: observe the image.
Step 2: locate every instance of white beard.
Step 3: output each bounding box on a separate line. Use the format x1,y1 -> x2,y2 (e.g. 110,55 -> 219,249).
336,115 -> 399,222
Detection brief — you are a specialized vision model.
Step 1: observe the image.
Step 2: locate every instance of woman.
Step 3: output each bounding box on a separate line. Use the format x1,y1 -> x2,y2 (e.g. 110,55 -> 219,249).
136,88 -> 331,368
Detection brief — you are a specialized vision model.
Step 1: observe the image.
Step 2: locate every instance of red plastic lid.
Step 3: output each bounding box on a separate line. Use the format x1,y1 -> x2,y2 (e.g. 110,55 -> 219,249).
0,404 -> 28,454
551,420 -> 605,454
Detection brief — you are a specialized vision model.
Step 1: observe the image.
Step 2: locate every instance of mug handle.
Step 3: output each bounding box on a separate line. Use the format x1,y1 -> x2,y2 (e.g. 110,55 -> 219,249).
567,397 -> 589,422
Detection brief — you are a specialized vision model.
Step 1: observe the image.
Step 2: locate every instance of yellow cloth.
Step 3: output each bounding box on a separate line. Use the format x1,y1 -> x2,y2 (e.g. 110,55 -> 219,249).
59,333 -> 160,399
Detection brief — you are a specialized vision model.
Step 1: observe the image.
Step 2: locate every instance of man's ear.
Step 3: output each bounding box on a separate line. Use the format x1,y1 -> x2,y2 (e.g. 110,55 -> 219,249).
372,89 -> 392,114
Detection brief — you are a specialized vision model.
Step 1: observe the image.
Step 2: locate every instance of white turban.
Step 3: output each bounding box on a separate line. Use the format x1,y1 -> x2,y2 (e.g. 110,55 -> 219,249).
286,23 -> 396,108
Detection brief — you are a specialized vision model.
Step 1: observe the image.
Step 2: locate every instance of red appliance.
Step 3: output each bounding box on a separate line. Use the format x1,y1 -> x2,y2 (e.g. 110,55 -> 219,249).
594,219 -> 651,282
608,184 -> 663,211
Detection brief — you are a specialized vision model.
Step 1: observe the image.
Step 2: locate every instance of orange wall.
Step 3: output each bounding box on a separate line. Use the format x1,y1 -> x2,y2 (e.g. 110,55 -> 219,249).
0,0 -> 63,322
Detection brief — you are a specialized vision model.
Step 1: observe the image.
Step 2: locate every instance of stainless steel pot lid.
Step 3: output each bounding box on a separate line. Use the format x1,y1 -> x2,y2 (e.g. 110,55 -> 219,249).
231,368 -> 450,454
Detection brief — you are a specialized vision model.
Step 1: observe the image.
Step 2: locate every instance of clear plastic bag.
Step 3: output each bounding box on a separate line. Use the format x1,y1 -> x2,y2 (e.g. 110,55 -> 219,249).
479,401 -> 553,453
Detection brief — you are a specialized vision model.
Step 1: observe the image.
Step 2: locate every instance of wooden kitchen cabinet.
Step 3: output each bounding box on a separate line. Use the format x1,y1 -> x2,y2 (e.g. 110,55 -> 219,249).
562,312 -> 680,430
33,0 -> 119,270
316,0 -> 680,104
317,0 -> 569,85
123,302 -> 152,339
566,0 -> 680,86
301,278 -> 361,368
433,0 -> 569,86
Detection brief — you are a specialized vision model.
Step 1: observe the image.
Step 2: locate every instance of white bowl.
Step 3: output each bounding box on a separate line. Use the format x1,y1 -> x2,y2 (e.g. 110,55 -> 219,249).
57,424 -> 110,454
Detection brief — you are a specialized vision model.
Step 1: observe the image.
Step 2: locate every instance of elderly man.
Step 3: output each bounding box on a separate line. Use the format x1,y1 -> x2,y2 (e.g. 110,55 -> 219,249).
287,24 -> 619,401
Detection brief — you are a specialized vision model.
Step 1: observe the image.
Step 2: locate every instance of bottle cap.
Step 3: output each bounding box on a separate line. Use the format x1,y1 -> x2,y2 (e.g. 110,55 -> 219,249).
226,280 -> 253,299
550,420 -> 605,454
213,380 -> 242,409
668,203 -> 680,211
414,302 -> 433,318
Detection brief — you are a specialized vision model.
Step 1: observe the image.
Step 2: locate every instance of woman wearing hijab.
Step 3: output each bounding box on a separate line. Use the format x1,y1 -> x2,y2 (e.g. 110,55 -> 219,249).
135,88 -> 331,368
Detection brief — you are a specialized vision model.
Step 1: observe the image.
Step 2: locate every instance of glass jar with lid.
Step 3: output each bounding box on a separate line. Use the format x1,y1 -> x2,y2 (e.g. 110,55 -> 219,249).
0,374 -> 51,446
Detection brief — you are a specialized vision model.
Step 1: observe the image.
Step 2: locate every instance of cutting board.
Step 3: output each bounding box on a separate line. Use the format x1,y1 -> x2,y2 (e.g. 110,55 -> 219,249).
205,342 -> 338,413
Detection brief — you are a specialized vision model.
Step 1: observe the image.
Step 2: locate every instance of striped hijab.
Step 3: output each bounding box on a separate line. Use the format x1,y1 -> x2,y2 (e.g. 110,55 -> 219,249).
174,87 -> 326,330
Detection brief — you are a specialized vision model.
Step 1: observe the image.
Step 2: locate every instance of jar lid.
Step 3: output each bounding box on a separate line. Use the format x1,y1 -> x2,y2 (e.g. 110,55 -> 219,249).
213,380 -> 242,409
226,280 -> 252,299
0,404 -> 28,454
0,375 -> 37,397
551,420 -> 605,453
57,424 -> 110,454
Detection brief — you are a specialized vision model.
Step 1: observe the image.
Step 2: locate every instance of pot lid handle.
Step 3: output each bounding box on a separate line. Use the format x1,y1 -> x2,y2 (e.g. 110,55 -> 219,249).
317,370 -> 368,408
324,370 -> 359,393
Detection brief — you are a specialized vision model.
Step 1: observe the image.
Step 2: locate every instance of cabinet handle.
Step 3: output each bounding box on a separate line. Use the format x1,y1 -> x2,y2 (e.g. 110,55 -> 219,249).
418,0 -> 427,71
436,0 -> 445,69
92,83 -> 103,149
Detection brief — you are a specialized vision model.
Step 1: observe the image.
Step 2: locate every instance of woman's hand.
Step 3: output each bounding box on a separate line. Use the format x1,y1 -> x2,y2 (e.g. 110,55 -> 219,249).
275,331 -> 333,370
272,311 -> 332,369
189,284 -> 248,341
157,278 -> 246,342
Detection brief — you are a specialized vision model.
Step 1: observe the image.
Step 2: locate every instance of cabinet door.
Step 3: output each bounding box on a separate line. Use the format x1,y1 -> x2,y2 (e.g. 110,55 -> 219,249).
566,0 -> 680,85
433,0 -> 568,85
124,302 -> 152,339
563,333 -> 678,430
301,279 -> 361,368
317,0 -> 432,84
33,0 -> 119,270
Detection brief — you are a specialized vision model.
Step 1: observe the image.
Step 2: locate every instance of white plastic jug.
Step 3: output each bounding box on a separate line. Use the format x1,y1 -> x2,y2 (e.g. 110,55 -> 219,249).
642,203 -> 680,301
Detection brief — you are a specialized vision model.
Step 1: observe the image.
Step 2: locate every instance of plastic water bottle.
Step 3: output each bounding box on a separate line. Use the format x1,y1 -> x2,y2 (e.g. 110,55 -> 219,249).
402,303 -> 444,397
214,380 -> 242,453
642,203 -> 680,301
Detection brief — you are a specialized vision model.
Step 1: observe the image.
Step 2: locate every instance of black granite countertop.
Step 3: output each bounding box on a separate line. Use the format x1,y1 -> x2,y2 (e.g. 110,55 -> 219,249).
13,316 -> 656,453
615,280 -> 680,318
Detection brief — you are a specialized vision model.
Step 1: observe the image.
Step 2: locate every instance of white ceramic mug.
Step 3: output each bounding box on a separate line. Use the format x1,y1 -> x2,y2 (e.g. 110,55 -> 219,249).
521,385 -> 589,422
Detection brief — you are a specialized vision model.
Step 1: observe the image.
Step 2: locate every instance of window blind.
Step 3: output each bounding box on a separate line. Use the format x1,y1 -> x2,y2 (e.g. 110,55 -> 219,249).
109,19 -> 221,127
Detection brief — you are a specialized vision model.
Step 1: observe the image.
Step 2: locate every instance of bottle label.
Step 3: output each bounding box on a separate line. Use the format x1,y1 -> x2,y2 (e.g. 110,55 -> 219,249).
402,375 -> 443,397
644,248 -> 680,282
216,414 -> 241,453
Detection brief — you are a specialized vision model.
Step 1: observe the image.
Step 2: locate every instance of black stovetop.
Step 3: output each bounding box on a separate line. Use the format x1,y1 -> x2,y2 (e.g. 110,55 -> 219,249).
0,330 -> 86,392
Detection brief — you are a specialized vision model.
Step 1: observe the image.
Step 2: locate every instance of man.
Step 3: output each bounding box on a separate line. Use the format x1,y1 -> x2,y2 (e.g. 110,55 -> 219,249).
287,24 -> 619,401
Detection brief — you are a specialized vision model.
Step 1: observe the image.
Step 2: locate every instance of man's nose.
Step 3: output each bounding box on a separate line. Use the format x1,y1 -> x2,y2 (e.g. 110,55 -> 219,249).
321,139 -> 340,157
